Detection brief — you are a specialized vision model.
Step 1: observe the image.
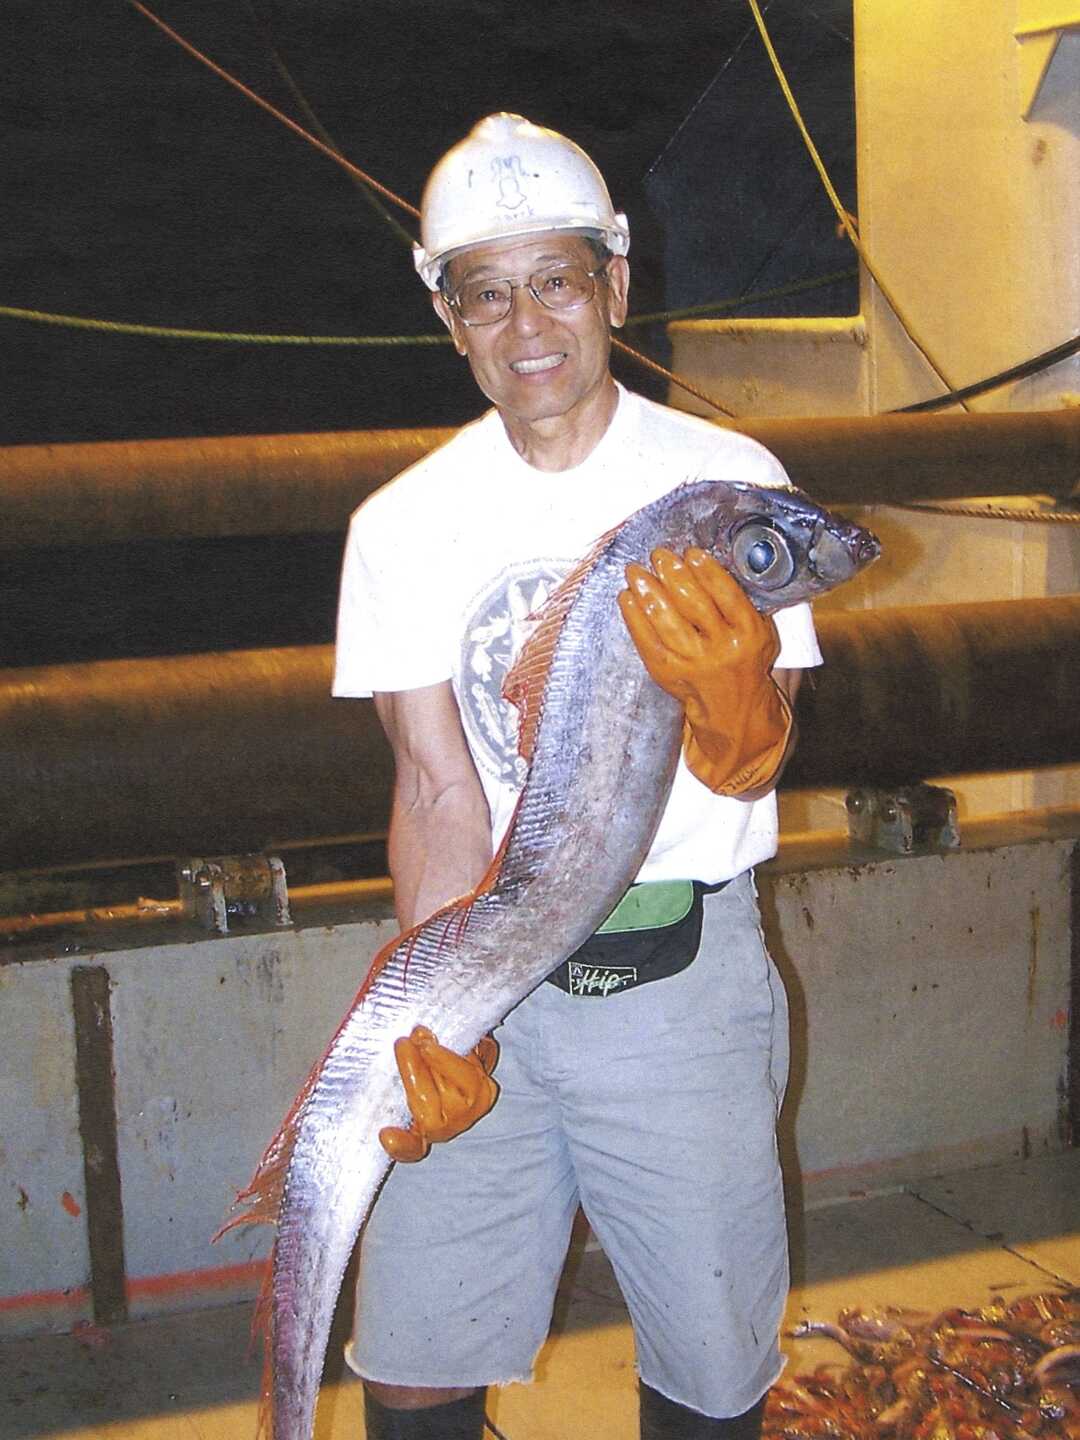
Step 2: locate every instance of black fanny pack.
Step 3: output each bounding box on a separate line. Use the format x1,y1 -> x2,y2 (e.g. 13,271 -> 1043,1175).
545,877 -> 729,998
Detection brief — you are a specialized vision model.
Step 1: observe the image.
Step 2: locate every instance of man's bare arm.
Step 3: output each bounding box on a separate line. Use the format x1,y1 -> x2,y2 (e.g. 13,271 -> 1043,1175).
374,680 -> 493,933
372,681 -> 498,1166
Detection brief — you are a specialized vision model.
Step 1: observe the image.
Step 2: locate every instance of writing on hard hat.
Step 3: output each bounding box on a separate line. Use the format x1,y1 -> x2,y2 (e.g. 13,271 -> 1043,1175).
413,113 -> 630,291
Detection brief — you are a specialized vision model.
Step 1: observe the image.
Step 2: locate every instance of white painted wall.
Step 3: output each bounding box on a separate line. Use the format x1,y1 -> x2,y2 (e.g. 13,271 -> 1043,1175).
766,835 -> 1073,1204
109,920 -> 396,1315
0,961 -> 89,1332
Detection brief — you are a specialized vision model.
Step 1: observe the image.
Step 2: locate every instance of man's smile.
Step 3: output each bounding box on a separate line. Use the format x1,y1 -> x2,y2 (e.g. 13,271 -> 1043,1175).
509,352 -> 568,375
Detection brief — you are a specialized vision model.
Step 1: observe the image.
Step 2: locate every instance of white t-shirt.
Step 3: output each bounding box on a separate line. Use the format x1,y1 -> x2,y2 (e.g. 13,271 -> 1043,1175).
333,384 -> 822,885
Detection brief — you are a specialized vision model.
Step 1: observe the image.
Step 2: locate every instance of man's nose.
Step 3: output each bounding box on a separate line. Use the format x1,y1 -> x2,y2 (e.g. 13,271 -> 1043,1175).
506,281 -> 548,334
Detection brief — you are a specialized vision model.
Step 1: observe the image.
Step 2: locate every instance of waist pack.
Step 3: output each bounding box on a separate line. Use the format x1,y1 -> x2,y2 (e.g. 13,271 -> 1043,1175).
545,877 -> 729,998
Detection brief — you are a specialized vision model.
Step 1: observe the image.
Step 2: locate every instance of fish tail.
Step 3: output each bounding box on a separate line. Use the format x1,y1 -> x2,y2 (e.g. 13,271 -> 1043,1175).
251,1274 -> 275,1439
212,1068 -> 326,1438
210,924 -> 406,1436
211,833 -> 526,1437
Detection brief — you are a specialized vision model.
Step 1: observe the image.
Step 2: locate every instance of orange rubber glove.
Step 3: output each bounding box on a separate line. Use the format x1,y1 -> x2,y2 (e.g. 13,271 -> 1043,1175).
618,546 -> 793,797
379,1026 -> 499,1163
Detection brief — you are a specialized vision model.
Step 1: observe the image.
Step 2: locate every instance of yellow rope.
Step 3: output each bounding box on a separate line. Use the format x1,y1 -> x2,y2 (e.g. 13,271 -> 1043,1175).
0,269 -> 857,350
892,499 -> 1080,524
745,0 -> 965,406
626,268 -> 858,327
0,304 -> 450,346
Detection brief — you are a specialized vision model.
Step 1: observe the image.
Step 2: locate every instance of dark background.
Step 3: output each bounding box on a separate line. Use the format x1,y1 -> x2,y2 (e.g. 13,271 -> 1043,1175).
1,0 -> 856,892
1,1 -> 854,669
3,0 -> 855,448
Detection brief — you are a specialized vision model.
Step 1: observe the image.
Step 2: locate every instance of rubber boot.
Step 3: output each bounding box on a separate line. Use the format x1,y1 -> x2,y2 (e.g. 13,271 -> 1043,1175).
639,1382 -> 765,1440
362,1386 -> 488,1439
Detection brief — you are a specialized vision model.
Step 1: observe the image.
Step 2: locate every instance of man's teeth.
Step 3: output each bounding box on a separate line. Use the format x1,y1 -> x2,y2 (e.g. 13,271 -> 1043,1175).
511,353 -> 566,374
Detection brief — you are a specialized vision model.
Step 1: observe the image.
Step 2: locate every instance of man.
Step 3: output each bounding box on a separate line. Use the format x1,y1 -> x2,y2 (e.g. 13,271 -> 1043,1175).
333,114 -> 822,1440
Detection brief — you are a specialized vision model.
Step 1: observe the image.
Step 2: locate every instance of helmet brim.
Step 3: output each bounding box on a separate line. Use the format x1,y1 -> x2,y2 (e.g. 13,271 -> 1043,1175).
414,216 -> 630,291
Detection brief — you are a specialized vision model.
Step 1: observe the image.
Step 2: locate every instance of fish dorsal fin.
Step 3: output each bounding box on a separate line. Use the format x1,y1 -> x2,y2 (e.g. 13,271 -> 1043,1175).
503,523 -> 619,762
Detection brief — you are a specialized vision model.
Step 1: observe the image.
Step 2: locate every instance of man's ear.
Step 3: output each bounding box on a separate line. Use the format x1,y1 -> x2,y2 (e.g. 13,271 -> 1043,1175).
432,291 -> 468,356
605,256 -> 630,330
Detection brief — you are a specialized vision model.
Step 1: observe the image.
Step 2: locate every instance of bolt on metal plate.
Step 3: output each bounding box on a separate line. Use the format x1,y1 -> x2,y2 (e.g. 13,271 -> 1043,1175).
845,784 -> 960,854
177,854 -> 291,934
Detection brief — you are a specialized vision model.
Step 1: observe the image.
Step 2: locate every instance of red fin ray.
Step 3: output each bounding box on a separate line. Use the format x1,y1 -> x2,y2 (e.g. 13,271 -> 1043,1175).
502,523 -> 621,763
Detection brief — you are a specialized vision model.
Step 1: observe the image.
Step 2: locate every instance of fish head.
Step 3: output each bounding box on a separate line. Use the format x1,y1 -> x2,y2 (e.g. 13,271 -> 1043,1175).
690,481 -> 880,612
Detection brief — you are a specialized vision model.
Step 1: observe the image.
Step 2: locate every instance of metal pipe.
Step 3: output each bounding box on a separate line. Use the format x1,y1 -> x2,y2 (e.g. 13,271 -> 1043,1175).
0,646 -> 394,872
0,878 -> 395,939
1,411 -> 1076,547
2,596 -> 1078,873
0,427 -> 453,548
737,410 -> 1080,508
785,595 -> 1080,788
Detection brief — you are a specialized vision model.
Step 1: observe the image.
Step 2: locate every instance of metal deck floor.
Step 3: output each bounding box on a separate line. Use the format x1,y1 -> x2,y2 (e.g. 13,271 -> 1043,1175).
3,1150 -> 1078,1439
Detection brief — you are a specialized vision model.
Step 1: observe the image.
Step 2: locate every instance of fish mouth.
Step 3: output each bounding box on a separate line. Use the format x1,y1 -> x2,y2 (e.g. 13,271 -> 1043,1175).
510,352 -> 567,375
810,523 -> 881,583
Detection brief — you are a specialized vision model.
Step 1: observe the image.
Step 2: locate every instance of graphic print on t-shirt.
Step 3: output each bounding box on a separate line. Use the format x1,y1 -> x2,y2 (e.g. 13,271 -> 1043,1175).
458,559 -> 569,789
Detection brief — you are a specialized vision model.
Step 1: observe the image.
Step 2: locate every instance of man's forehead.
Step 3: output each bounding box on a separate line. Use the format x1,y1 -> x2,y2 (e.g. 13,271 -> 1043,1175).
447,231 -> 594,284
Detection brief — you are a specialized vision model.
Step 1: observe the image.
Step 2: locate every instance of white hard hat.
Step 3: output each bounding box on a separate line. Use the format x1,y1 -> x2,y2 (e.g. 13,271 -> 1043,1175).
413,113 -> 630,290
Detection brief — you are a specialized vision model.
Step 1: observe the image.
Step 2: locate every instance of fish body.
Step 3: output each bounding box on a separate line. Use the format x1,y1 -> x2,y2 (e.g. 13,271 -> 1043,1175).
221,479 -> 879,1439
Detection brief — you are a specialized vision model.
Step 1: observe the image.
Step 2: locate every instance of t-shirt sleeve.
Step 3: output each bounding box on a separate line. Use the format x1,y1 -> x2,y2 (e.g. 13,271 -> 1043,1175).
332,499 -> 456,698
773,602 -> 822,669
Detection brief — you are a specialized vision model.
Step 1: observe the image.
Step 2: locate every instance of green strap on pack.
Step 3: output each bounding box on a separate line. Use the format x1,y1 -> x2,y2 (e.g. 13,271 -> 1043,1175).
596,879 -> 695,935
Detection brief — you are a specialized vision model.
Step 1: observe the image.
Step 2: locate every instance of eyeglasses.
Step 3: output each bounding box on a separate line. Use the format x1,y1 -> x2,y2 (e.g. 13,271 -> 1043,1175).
447,263 -> 607,327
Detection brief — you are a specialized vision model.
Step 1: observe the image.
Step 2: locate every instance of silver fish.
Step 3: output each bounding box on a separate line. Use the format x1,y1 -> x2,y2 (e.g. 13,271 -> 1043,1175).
218,478 -> 879,1439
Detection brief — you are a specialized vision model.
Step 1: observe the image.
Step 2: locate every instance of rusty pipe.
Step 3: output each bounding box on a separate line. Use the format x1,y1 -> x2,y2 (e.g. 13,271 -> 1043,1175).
0,646 -> 395,872
0,427 -> 454,548
0,877 -> 395,940
2,597 -> 1079,873
737,410 -> 1080,509
1,411 -> 1076,547
784,595 -> 1080,789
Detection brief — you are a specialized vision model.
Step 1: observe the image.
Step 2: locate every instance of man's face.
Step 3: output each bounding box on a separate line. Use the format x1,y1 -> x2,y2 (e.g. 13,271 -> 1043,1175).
433,232 -> 629,431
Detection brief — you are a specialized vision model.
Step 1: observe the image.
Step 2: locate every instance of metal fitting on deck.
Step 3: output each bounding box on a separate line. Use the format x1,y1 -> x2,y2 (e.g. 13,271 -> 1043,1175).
177,854 -> 291,934
846,784 -> 960,854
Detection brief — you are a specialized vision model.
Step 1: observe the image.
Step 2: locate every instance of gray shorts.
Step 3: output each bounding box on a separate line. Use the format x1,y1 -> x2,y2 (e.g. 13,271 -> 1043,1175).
345,871 -> 790,1418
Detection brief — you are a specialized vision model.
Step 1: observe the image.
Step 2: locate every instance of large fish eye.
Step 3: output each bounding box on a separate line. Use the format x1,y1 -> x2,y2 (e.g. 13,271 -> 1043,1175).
731,521 -> 796,589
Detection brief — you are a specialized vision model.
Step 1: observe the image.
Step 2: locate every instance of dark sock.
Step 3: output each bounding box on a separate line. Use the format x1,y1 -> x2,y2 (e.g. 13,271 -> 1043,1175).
362,1386 -> 488,1440
640,1382 -> 766,1440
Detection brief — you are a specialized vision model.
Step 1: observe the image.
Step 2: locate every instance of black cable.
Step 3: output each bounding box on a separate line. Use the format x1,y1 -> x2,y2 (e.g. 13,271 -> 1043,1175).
891,333 -> 1080,413
241,0 -> 416,248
